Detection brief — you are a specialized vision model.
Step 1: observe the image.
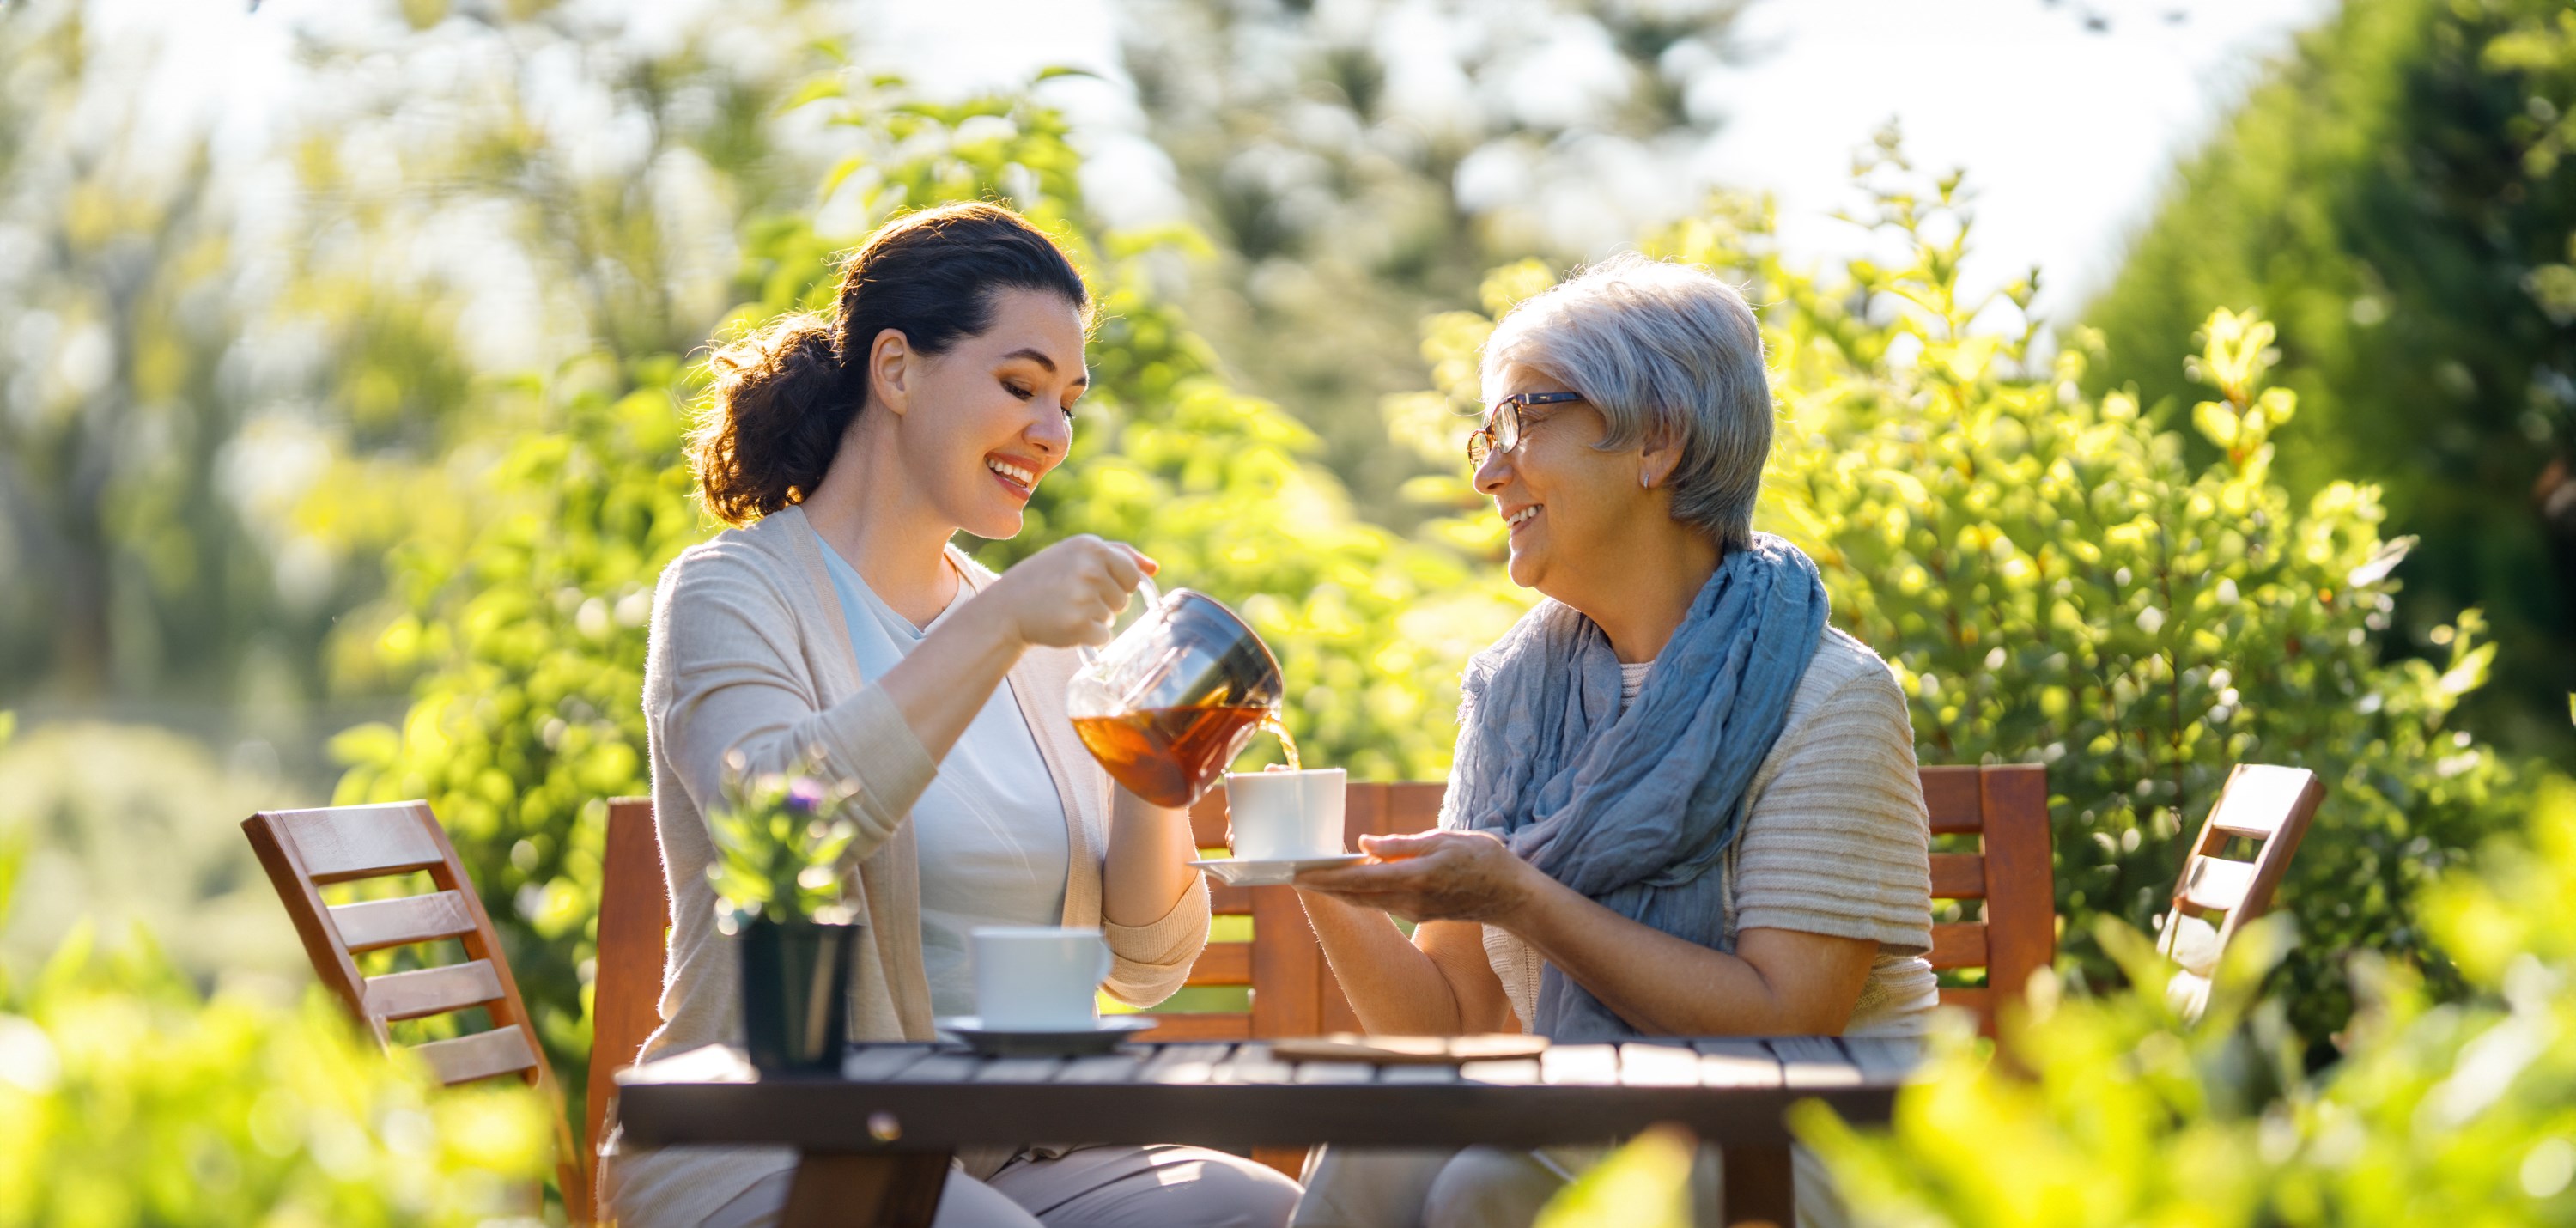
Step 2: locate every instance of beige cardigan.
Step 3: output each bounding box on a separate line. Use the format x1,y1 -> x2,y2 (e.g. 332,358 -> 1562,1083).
611,505 -> 1212,1228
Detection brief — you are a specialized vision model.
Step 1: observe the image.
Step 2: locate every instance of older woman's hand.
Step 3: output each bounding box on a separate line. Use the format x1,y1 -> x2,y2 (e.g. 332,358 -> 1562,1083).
1293,830 -> 1539,925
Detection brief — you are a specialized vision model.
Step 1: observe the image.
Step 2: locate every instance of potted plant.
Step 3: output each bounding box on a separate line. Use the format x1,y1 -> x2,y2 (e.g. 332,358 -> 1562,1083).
707,749 -> 863,1075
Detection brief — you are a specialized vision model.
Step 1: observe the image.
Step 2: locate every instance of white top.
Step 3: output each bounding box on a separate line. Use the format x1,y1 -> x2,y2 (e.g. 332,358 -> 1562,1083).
814,532 -> 1071,1018
1481,628 -> 1938,1037
1618,660 -> 1653,703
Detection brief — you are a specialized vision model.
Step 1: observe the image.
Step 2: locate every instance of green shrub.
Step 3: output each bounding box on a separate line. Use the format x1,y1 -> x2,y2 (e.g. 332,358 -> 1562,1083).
0,945 -> 552,1226
2085,0 -> 2576,758
1795,771 -> 2576,1226
0,757 -> 550,1226
1392,145 -> 2537,1046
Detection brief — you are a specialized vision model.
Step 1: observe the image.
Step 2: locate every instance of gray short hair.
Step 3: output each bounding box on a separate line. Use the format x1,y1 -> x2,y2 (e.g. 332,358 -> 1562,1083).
1480,252 -> 1771,550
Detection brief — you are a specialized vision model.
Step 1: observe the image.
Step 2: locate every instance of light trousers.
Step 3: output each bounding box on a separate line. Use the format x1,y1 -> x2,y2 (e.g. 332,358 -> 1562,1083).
1287,1143 -> 1840,1228
701,1144 -> 1302,1228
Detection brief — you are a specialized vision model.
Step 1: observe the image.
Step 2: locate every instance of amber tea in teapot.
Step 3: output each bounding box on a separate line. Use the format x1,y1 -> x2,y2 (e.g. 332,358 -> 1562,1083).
1072,707 -> 1298,810
1066,586 -> 1289,808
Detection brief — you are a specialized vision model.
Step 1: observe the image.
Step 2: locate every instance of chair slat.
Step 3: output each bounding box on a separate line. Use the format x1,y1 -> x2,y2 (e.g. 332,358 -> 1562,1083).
412,1024 -> 539,1085
2207,764 -> 2316,837
1136,1012 -> 1254,1042
1185,942 -> 1252,986
1207,880 -> 1253,915
2179,855 -> 2257,913
1928,921 -> 1990,969
331,890 -> 480,951
1936,986 -> 1991,1018
364,959 -> 505,1021
1919,767 -> 1984,834
1248,887 -> 1323,1037
1188,794 -> 1230,849
1976,765 -> 2057,1030
1385,782 -> 1446,830
1929,853 -> 1985,898
276,804 -> 446,882
588,795 -> 672,1201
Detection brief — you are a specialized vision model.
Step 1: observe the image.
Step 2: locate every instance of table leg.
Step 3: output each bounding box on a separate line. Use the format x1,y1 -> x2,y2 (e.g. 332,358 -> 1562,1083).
779,1151 -> 951,1228
1721,1142 -> 1792,1228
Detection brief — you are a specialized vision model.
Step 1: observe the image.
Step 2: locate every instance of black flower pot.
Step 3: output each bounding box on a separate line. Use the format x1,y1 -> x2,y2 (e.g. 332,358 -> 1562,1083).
738,918 -> 858,1075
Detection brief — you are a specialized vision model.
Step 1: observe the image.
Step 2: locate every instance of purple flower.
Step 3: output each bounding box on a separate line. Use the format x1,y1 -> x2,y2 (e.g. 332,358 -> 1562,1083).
785,775 -> 831,817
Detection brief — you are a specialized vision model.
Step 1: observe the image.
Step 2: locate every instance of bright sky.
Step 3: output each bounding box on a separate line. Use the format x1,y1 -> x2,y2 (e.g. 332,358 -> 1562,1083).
855,0 -> 2336,323
130,0 -> 2334,327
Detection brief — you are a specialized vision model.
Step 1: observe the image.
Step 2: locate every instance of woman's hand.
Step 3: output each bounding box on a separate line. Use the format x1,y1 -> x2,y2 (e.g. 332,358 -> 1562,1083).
1294,830 -> 1538,925
978,534 -> 1157,650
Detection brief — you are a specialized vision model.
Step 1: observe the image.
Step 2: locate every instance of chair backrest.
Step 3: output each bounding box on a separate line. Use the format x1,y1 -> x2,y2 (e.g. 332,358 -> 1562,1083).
1918,764 -> 2056,1036
1143,766 -> 2054,1039
242,800 -> 589,1224
2156,763 -> 2324,1016
588,798 -> 672,1202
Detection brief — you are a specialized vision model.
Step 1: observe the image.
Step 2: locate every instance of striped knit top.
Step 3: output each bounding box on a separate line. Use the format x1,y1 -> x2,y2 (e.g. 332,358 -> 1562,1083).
1480,625 -> 1938,1037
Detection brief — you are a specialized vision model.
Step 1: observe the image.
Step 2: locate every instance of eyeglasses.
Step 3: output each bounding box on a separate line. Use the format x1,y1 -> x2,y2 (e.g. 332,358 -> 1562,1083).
1467,392 -> 1583,465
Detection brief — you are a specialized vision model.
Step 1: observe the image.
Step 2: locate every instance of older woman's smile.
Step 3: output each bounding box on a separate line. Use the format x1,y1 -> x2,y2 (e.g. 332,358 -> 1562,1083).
1503,503 -> 1542,534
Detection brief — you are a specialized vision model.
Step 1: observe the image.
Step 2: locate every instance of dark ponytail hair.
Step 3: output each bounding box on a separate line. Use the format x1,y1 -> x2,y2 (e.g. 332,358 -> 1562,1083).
690,201 -> 1091,526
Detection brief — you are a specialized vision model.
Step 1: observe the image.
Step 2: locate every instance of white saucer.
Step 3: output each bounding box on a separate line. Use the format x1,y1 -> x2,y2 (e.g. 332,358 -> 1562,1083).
1187,854 -> 1368,887
933,1014 -> 1157,1057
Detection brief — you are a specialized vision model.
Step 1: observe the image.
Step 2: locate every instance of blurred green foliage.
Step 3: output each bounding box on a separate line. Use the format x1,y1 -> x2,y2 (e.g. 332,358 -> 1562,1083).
0,788 -> 551,1225
1797,769 -> 2576,1226
1392,142 -> 2538,1046
0,0 -> 300,706
0,958 -> 552,1227
0,722 -> 306,988
1533,1124 -> 1697,1228
2087,0 -> 2576,758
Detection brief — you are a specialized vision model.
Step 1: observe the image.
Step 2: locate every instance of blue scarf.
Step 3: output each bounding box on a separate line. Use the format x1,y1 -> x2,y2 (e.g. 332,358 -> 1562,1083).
1445,533 -> 1829,1040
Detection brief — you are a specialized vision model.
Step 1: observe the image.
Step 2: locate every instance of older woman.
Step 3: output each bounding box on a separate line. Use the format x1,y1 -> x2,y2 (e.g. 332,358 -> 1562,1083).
1289,255 -> 1935,1227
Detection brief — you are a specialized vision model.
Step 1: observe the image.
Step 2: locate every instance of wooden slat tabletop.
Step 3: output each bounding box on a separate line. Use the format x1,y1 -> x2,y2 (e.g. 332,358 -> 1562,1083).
617,1036 -> 1917,1153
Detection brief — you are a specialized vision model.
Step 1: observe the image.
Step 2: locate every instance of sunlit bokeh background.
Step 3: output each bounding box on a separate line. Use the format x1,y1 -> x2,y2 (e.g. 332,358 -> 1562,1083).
3,0 -> 2573,1217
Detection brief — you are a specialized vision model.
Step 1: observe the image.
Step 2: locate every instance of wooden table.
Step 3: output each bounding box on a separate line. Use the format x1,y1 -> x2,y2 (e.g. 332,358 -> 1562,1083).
617,1037 -> 1919,1228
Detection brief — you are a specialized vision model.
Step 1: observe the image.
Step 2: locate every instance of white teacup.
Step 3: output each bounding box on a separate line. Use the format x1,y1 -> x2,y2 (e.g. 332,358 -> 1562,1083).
971,926 -> 1114,1031
1224,767 -> 1348,861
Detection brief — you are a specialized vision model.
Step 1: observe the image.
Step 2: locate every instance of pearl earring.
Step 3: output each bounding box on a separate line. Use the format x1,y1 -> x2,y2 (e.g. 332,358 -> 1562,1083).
1641,472 -> 1651,489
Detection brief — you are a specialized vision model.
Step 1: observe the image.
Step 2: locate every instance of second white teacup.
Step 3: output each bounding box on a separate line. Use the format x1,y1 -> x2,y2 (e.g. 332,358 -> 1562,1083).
1224,767 -> 1347,861
971,926 -> 1113,1031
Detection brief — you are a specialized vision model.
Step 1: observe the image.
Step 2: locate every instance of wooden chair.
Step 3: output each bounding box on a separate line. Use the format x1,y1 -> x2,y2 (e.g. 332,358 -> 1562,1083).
2155,764 -> 2325,1019
242,801 -> 591,1224
585,766 -> 2056,1182
588,798 -> 673,1217
1918,764 -> 2057,1036
1150,766 -> 2056,1043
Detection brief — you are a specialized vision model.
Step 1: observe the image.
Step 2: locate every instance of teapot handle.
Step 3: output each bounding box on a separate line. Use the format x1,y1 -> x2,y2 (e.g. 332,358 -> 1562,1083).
1076,573 -> 1162,666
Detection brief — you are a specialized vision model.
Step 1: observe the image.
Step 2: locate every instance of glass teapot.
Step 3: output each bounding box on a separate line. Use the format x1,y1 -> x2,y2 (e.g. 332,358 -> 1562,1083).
1066,577 -> 1285,808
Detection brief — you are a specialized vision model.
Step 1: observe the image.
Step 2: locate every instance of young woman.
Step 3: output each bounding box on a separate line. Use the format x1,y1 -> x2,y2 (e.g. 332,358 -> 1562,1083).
611,202 -> 1300,1228
1287,255 -> 1936,1227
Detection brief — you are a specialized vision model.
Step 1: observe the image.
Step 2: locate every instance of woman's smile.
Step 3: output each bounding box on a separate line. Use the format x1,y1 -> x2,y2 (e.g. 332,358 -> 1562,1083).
984,452 -> 1042,502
